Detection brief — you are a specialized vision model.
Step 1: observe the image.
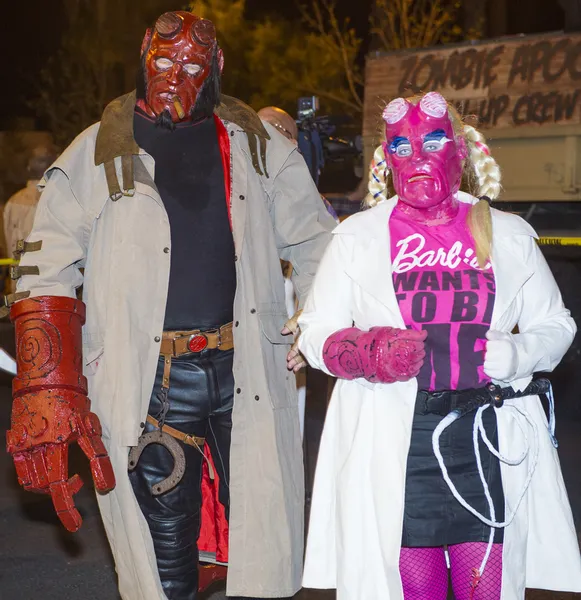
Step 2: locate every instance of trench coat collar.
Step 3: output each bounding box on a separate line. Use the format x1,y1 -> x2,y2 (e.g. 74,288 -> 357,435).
94,91 -> 270,167
336,192 -> 537,325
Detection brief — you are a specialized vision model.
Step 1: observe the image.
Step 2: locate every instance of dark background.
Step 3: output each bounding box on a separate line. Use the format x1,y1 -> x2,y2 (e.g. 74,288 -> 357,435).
0,0 -> 565,128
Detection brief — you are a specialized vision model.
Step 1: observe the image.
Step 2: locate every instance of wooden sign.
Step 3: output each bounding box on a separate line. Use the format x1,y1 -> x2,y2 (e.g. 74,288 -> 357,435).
363,32 -> 581,139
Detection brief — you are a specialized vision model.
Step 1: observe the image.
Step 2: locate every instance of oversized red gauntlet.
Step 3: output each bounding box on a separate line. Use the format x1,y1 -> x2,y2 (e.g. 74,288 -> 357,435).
6,296 -> 115,532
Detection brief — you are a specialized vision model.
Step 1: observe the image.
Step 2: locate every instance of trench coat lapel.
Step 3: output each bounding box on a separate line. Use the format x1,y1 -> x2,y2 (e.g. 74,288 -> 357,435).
227,123 -> 248,258
133,122 -> 248,254
132,155 -> 162,205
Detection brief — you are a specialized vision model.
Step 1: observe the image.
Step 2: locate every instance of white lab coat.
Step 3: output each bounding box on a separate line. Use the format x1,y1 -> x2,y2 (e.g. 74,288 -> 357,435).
298,192 -> 581,599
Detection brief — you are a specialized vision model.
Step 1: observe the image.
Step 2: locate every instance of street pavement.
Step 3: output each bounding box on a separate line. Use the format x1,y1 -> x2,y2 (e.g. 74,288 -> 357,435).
0,339 -> 580,599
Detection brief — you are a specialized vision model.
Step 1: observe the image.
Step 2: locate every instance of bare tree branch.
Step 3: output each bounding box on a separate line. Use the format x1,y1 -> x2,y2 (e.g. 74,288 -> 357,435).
298,0 -> 364,111
370,0 -> 472,52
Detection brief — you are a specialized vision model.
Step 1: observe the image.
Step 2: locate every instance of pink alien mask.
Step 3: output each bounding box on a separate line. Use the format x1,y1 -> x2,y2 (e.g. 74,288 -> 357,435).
383,92 -> 467,225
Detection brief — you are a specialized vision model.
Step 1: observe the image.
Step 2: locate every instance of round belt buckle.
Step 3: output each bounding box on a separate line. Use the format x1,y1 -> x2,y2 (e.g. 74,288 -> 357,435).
188,334 -> 208,353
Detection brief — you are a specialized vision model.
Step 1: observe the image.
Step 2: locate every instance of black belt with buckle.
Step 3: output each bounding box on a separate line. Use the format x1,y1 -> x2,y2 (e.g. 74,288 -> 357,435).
415,378 -> 551,418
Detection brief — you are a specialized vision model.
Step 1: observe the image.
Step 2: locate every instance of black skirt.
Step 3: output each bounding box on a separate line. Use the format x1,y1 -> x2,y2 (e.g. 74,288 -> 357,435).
401,394 -> 505,547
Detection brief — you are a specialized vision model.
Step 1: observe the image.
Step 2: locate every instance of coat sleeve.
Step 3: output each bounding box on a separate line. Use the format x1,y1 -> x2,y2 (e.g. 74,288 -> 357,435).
267,148 -> 337,308
512,236 -> 577,379
15,168 -> 91,300
297,233 -> 355,374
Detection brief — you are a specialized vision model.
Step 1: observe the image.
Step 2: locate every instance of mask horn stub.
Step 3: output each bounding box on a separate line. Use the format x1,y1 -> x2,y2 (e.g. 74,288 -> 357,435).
155,12 -> 182,39
191,19 -> 216,47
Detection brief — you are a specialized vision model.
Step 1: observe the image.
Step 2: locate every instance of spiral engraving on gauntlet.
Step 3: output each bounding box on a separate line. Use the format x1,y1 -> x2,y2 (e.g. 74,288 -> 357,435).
384,341 -> 414,377
324,340 -> 364,378
17,318 -> 62,380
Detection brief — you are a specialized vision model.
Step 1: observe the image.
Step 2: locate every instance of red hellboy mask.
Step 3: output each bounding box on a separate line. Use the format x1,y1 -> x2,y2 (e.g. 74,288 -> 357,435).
137,11 -> 224,125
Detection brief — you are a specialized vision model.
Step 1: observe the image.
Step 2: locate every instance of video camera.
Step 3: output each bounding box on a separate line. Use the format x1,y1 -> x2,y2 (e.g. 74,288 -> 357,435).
296,96 -> 363,186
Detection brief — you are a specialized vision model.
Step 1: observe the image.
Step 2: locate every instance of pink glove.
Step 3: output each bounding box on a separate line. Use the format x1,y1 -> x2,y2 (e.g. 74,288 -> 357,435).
323,326 -> 427,383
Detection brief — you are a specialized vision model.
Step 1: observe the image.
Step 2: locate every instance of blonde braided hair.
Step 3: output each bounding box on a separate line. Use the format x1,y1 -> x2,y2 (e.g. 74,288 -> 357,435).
366,144 -> 390,208
463,124 -> 501,200
365,96 -> 502,267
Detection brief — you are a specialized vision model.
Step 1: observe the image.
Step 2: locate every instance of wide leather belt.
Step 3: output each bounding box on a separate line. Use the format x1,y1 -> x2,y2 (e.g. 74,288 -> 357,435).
160,323 -> 234,357
157,323 -> 234,408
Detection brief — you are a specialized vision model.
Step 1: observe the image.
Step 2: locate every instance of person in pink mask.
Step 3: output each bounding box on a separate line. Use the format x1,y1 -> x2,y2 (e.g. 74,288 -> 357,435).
294,92 -> 581,599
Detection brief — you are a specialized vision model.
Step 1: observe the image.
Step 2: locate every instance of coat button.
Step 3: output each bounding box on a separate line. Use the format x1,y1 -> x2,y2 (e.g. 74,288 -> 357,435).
154,336 -> 161,342
250,308 -> 256,314
255,395 -> 259,401
163,247 -> 170,254
235,321 -> 239,327
230,131 -> 235,136
239,195 -> 245,200
236,388 -> 241,394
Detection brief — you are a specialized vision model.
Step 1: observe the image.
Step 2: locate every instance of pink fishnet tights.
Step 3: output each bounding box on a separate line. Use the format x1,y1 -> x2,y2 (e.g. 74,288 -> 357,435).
449,542 -> 503,600
399,547 -> 448,600
399,543 -> 503,600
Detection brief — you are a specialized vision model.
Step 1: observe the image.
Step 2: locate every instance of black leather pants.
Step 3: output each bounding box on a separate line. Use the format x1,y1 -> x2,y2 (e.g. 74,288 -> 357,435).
129,347 -> 236,600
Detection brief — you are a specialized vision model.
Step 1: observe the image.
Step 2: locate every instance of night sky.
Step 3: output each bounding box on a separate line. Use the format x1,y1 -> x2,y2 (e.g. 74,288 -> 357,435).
0,0 -> 561,127
0,0 -> 365,127
1,0 -> 65,125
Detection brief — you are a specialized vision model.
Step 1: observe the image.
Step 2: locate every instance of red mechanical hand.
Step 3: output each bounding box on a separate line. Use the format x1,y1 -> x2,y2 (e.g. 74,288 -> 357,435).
6,296 -> 115,532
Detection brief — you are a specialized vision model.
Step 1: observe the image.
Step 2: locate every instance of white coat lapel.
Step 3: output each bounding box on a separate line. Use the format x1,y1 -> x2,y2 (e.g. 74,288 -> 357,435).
340,195 -> 537,328
490,210 -> 535,326
342,200 -> 405,325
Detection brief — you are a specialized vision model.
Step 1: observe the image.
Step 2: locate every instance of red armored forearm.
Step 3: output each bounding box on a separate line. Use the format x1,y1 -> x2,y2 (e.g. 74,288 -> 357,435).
6,296 -> 115,532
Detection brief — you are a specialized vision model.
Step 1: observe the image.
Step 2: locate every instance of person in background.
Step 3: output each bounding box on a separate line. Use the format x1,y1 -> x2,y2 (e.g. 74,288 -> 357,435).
3,145 -> 58,294
257,106 -> 339,224
4,145 -> 58,258
256,106 -> 298,144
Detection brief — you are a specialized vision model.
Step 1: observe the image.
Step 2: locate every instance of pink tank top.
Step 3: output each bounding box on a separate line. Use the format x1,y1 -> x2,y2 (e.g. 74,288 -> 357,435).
389,202 -> 496,391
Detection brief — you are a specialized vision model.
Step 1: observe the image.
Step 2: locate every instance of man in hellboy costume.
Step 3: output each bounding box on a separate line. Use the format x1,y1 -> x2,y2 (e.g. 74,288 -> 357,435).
5,10 -> 335,600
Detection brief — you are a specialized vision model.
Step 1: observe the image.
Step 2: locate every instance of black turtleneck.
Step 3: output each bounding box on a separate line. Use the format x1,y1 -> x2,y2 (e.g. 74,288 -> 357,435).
133,109 -> 236,331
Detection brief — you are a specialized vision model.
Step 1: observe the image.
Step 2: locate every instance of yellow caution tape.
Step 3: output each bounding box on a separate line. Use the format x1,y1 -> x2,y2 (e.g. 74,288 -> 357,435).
537,237 -> 581,246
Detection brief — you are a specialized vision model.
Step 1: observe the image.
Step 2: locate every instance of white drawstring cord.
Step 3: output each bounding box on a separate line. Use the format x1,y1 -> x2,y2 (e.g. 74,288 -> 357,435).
472,406 -> 496,576
432,402 -> 540,580
547,384 -> 558,448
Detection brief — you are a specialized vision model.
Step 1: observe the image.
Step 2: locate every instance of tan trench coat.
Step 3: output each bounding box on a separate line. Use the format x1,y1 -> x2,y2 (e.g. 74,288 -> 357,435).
15,92 -> 336,599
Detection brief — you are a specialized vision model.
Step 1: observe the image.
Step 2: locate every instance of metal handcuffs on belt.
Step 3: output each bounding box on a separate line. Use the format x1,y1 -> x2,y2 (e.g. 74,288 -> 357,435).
128,416 -> 209,495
